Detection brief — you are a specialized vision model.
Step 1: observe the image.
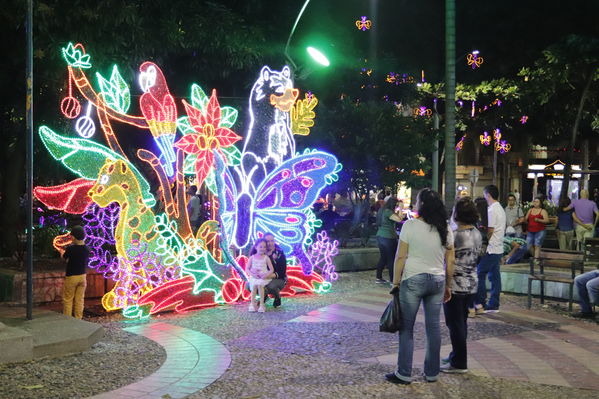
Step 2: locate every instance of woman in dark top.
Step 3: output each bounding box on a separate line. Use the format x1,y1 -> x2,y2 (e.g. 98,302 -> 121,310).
374,198 -> 403,284
557,198 -> 575,250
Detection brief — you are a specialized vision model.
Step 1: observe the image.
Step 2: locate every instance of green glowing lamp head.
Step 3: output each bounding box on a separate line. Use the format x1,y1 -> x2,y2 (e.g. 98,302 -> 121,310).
306,46 -> 330,67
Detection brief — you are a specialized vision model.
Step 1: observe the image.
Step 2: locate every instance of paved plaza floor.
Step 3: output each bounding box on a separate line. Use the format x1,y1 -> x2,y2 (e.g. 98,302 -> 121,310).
2,270 -> 599,398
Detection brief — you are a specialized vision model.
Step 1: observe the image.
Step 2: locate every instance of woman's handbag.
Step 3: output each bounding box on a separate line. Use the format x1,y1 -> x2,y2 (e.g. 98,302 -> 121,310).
379,286 -> 402,333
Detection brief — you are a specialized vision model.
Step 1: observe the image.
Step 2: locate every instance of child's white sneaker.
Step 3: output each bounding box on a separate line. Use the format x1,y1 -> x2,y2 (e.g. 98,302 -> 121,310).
248,303 -> 256,312
258,305 -> 266,313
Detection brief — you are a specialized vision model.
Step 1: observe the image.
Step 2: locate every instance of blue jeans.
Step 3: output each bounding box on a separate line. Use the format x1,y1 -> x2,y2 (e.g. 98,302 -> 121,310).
574,270 -> 599,313
476,253 -> 502,309
397,273 -> 445,382
526,230 -> 546,247
506,245 -> 528,264
376,236 -> 397,280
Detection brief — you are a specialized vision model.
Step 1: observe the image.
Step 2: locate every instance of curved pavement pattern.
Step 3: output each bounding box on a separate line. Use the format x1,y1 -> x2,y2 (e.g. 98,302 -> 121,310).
291,289 -> 599,391
88,322 -> 231,399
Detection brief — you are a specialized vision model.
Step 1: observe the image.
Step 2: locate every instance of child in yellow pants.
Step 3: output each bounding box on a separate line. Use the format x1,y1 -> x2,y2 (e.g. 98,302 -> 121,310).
62,226 -> 90,319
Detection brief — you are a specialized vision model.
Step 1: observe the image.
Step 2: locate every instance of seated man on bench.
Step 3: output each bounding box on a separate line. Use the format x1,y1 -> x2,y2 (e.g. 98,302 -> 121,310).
573,269 -> 599,319
503,236 -> 528,264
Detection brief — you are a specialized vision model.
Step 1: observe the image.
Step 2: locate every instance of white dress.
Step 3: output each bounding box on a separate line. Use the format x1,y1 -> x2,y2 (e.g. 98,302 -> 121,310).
248,255 -> 272,288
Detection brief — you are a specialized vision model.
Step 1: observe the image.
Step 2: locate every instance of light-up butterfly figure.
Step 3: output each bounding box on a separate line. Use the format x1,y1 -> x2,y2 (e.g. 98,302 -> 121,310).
520,115 -> 529,124
456,135 -> 466,151
495,140 -> 511,154
493,128 -> 502,141
356,16 -> 372,31
215,66 -> 341,275
466,50 -> 484,69
480,131 -> 491,146
413,106 -> 432,117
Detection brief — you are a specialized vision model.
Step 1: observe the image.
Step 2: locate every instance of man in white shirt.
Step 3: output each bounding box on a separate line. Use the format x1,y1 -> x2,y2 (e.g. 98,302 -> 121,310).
475,185 -> 506,313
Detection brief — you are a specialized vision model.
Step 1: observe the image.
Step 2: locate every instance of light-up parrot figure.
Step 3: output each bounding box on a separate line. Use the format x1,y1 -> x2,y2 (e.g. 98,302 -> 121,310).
139,62 -> 177,176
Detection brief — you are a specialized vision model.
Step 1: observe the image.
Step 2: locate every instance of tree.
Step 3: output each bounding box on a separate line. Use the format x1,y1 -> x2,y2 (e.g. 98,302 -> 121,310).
519,35 -> 599,200
301,98 -> 434,200
0,0 -> 269,257
444,0 -> 456,210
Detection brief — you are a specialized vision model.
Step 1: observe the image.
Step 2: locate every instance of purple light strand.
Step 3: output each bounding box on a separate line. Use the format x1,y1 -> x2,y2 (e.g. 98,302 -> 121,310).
307,231 -> 339,282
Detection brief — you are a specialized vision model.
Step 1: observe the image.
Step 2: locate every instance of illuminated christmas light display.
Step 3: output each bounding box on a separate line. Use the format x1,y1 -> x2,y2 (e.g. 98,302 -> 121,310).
466,51 -> 484,69
455,135 -> 466,151
495,139 -> 511,154
493,128 -> 502,141
83,203 -> 121,280
139,62 -> 178,176
35,43 -> 339,318
386,72 -> 415,85
174,90 -> 242,187
480,131 -> 491,146
75,102 -> 96,138
291,93 -> 318,136
307,231 -> 339,282
413,106 -> 432,117
33,178 -> 95,214
520,115 -> 529,124
355,16 -> 372,31
61,69 -> 81,119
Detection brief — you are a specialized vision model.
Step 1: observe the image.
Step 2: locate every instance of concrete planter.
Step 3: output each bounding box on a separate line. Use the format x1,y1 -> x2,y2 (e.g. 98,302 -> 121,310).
334,247 -> 379,272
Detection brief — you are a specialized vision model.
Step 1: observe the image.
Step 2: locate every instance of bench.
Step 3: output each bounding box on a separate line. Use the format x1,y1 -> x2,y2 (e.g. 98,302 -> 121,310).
527,248 -> 585,311
583,237 -> 599,267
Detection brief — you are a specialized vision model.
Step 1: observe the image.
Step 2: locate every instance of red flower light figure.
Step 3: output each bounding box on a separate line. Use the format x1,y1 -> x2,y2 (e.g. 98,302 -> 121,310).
139,62 -> 178,176
175,90 -> 242,188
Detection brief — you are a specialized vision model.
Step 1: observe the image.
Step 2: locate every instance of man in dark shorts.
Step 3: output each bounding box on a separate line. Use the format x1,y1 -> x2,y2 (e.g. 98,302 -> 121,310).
263,233 -> 287,308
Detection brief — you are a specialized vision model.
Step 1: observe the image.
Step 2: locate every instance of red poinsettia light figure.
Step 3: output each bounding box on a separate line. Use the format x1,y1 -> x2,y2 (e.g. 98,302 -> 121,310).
139,62 -> 178,176
174,90 -> 242,187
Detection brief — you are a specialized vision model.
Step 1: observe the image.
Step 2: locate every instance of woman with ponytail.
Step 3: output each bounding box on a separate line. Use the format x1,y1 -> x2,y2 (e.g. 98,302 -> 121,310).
385,188 -> 455,385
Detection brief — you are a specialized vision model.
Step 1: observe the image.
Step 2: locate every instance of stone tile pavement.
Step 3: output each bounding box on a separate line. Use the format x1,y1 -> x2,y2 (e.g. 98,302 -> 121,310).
303,289 -> 599,391
88,322 -> 230,399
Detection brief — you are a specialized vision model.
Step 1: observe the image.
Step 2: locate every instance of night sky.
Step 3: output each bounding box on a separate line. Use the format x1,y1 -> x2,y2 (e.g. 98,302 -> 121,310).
277,0 -> 599,90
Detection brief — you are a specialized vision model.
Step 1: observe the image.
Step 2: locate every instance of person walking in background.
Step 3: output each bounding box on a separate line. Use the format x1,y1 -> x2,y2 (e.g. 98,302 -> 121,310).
504,193 -> 524,238
375,198 -> 403,284
186,185 -> 202,234
474,185 -> 506,314
567,189 -> 599,250
374,191 -> 386,212
442,197 -> 482,374
385,189 -> 454,385
557,197 -> 575,250
62,226 -> 90,319
525,196 -> 550,259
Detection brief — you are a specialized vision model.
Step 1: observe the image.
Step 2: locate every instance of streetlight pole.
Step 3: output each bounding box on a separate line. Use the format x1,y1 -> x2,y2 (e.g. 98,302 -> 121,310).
26,0 -> 34,320
284,0 -> 312,70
